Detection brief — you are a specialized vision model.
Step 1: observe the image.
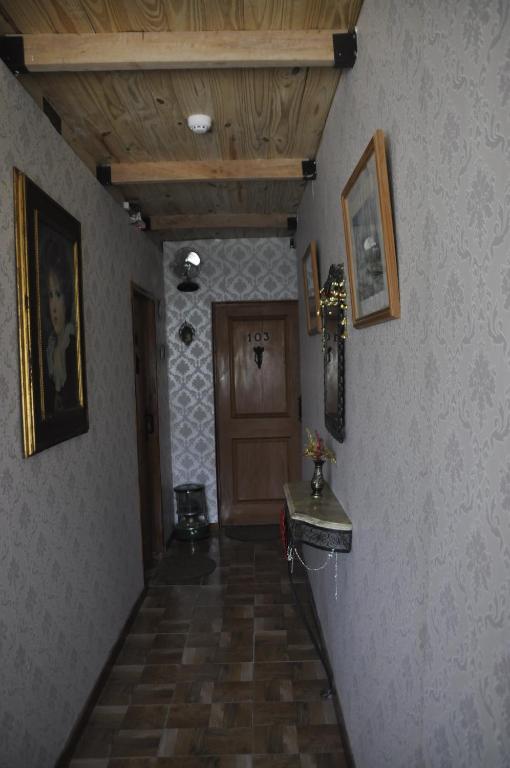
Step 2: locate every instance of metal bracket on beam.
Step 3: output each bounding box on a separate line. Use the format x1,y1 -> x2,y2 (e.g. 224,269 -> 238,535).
96,165 -> 112,186
0,36 -> 27,75
287,216 -> 297,232
332,31 -> 357,69
302,160 -> 317,181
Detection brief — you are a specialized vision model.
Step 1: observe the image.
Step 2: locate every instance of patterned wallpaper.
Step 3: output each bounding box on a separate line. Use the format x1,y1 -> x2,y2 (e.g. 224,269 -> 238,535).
0,62 -> 172,767
163,238 -> 297,523
296,1 -> 510,766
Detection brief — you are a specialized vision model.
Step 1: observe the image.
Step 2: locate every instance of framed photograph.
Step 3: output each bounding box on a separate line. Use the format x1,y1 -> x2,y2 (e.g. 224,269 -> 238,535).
301,240 -> 322,335
14,169 -> 88,456
341,129 -> 400,328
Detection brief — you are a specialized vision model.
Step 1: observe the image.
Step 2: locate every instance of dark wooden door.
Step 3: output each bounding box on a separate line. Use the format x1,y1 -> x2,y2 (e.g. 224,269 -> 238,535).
132,287 -> 163,571
213,301 -> 301,525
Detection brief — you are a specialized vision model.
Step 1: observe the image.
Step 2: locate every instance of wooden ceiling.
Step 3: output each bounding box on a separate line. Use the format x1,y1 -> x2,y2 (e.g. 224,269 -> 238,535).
0,0 -> 363,241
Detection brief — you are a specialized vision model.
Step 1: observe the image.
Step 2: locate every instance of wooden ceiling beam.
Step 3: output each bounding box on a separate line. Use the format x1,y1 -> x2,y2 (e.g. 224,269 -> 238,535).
150,213 -> 295,231
100,159 -> 314,185
5,30 -> 347,72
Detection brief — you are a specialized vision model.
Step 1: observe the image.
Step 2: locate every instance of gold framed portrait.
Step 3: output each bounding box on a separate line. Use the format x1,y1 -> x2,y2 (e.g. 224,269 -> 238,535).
14,169 -> 88,456
341,130 -> 400,328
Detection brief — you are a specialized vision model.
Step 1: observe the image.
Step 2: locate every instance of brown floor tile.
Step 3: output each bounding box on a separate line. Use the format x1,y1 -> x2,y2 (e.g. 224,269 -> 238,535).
254,703 -> 301,726
253,702 -> 336,727
254,680 -> 293,702
186,632 -> 221,648
209,702 -> 253,728
152,634 -> 187,649
98,680 -> 135,706
68,531 -> 348,767
141,665 -> 180,684
110,730 -> 162,758
254,662 -> 325,681
117,636 -> 154,665
131,684 -> 176,705
254,606 -> 286,618
166,703 -> 212,728
253,757 -> 301,767
131,610 -> 166,634
156,758 -> 252,768
254,725 -> 299,754
90,708 -> 128,729
296,726 -> 344,754
291,681 -> 332,702
74,726 -> 115,759
110,666 -> 144,684
182,646 -> 218,664
300,755 -> 348,767
171,681 -> 214,704
212,681 -> 255,702
214,645 -> 253,664
188,617 -> 224,633
159,727 -> 253,756
121,705 -> 168,730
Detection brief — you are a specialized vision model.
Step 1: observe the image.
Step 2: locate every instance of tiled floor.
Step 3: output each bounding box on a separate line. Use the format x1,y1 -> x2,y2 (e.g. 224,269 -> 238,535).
68,529 -> 348,767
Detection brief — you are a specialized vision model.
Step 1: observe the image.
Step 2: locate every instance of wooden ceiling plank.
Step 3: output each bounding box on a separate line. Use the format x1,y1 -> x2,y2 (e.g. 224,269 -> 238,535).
20,30 -> 345,71
79,0 -> 351,33
0,0 -> 361,33
109,159 -> 305,184
0,0 -> 94,33
150,213 -> 291,230
117,179 -> 304,218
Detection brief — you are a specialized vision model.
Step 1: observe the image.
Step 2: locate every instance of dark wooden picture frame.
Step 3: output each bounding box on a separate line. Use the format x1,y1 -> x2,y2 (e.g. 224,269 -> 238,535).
14,169 -> 88,457
321,264 -> 347,443
301,240 -> 322,335
341,129 -> 400,328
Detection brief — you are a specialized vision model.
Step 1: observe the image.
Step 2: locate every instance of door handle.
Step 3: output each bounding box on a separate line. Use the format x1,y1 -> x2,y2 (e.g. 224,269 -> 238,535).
253,346 -> 264,369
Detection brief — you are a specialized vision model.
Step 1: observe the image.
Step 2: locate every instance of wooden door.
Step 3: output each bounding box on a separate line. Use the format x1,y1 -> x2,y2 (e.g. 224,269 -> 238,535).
132,286 -> 163,571
213,301 -> 301,525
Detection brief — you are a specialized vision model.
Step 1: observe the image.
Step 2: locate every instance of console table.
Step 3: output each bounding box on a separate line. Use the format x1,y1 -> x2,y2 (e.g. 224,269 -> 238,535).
283,480 -> 352,696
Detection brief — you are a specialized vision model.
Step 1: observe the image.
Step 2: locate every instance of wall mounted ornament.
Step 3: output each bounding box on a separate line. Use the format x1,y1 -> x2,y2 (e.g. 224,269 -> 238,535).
320,264 -> 347,443
341,129 -> 400,328
178,322 -> 195,345
14,169 -> 88,456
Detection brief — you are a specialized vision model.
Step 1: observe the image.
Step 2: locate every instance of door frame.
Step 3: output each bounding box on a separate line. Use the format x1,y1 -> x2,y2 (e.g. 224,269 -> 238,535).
212,299 -> 301,527
131,283 -> 164,569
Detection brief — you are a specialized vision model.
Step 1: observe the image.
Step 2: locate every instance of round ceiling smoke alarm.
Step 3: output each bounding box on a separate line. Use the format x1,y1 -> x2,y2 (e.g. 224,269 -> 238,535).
187,114 -> 212,134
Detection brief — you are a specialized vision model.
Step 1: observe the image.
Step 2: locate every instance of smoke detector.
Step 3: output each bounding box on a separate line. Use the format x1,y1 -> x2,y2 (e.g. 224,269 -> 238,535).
187,114 -> 212,134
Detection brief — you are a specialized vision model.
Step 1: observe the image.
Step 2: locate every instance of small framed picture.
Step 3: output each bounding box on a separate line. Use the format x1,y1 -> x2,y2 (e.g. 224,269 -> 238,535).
341,130 -> 400,328
14,169 -> 88,456
301,240 -> 322,335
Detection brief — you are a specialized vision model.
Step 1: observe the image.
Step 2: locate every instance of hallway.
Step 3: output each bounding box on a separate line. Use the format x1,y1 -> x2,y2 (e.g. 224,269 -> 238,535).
68,531 -> 348,766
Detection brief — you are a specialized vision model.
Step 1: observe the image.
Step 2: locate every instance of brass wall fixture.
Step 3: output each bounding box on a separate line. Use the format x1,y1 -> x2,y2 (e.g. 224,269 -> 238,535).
178,322 -> 195,345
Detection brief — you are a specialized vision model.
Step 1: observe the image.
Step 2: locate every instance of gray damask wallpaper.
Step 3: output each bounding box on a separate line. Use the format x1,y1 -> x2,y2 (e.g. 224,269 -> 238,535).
0,62 -> 171,767
296,1 -> 510,766
163,238 -> 297,523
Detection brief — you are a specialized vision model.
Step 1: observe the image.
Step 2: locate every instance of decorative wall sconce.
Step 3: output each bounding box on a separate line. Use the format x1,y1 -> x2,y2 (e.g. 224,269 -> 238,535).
178,322 -> 196,346
173,247 -> 202,292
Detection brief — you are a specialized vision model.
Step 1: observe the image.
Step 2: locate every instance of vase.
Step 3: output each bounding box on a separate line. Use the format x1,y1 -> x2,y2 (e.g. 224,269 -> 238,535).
310,459 -> 325,498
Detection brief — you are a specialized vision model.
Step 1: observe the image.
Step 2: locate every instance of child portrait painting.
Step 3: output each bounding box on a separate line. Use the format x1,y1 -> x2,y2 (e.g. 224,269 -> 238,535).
14,169 -> 88,456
